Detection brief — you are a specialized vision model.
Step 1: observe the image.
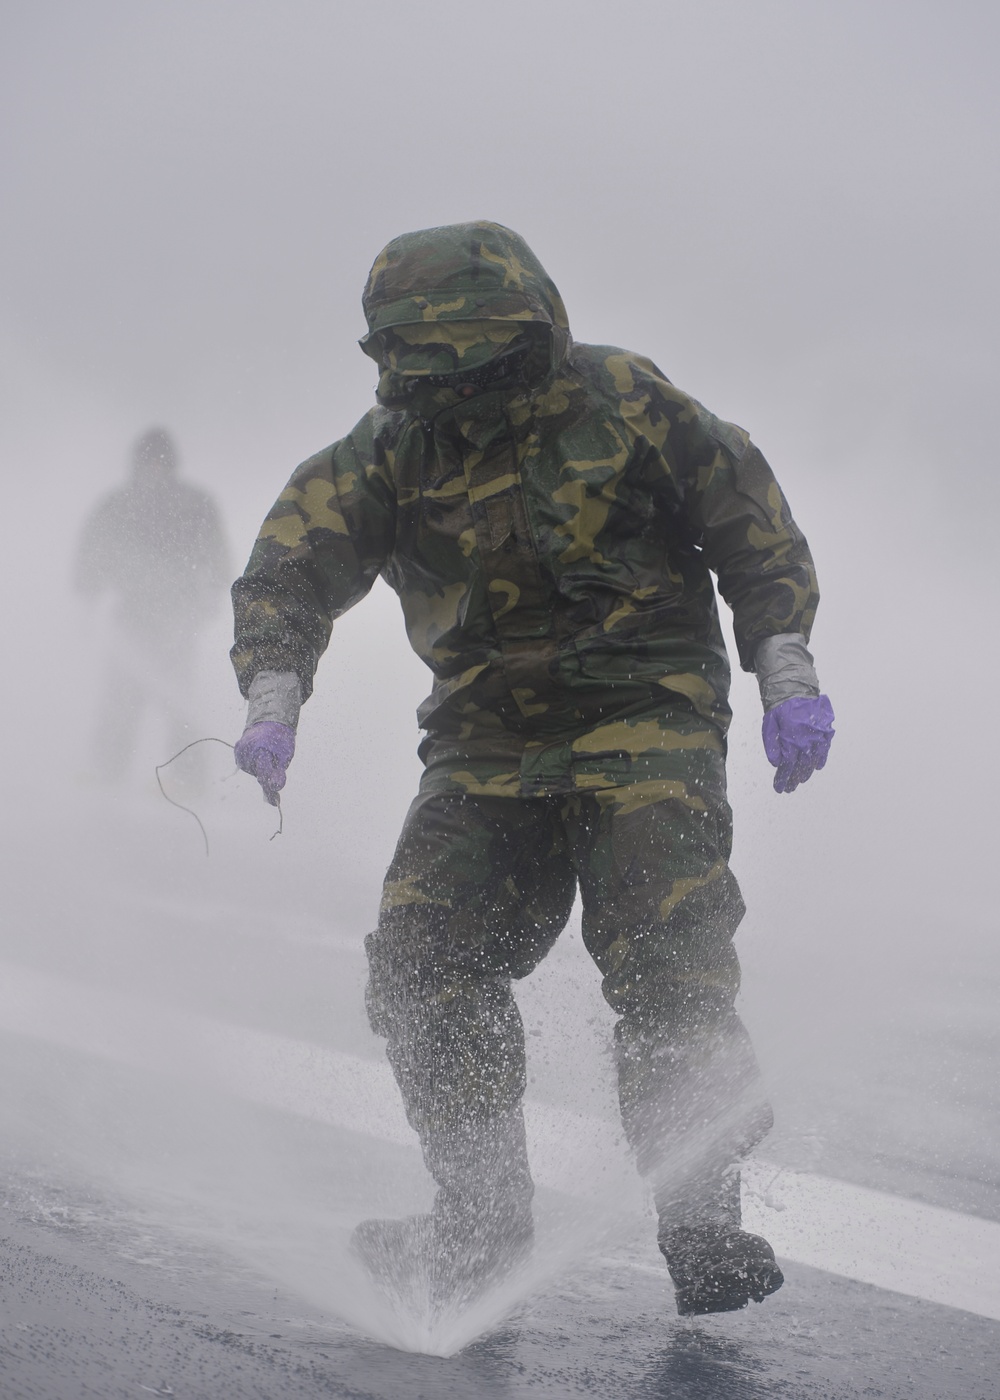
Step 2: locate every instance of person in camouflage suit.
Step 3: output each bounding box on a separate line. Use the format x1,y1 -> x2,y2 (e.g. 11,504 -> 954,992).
231,222 -> 835,1316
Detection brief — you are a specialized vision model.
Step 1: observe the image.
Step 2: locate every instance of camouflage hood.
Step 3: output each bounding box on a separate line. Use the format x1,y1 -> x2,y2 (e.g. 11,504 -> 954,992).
360,222 -> 571,414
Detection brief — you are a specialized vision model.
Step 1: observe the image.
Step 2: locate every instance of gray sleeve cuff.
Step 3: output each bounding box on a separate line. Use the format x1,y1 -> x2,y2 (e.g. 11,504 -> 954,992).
754,634 -> 821,711
246,670 -> 303,729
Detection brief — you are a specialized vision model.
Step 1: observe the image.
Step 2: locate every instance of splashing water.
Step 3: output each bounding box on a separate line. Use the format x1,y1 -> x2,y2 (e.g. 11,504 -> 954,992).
0,944 -> 773,1355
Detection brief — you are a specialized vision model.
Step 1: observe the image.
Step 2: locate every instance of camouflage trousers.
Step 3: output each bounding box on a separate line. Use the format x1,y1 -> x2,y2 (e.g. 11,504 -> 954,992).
365,749 -> 772,1226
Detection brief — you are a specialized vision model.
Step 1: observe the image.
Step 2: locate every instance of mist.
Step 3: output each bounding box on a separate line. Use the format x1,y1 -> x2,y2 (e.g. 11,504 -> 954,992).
1,0 -> 998,1371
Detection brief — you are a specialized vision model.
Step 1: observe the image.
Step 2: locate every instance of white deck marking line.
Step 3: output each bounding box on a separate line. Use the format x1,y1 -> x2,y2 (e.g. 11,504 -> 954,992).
1,960 -> 998,1322
740,1164 -> 1000,1321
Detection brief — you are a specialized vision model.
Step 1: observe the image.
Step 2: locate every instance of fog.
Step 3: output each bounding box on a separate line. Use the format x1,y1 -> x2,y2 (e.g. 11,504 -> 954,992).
1,0 -> 998,1359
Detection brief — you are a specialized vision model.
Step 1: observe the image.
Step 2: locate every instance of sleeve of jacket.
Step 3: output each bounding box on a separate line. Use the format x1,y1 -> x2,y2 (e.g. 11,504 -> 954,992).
669,395 -> 820,670
230,410 -> 396,700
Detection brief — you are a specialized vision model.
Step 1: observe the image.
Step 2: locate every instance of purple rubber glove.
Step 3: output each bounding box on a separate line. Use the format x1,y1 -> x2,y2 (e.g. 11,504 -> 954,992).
762,695 -> 835,794
234,720 -> 296,806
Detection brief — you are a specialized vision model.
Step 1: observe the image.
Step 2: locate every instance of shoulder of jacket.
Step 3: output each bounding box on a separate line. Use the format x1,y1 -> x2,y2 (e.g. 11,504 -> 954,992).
568,343 -> 683,394
615,368 -> 751,459
676,396 -> 750,459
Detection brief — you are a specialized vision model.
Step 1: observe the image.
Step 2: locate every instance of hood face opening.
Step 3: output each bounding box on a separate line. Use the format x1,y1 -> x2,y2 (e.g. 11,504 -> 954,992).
372,319 -> 529,378
360,221 -> 570,416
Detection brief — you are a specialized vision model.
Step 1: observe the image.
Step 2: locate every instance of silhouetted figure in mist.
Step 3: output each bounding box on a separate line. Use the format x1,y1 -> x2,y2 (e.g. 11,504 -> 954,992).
75,427 -> 231,780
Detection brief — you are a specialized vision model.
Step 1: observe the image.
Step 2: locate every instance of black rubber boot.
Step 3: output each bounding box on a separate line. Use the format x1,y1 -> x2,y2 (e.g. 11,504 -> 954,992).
351,1106 -> 535,1310
659,1221 -> 784,1315
351,1201 -> 534,1310
656,1167 -> 783,1315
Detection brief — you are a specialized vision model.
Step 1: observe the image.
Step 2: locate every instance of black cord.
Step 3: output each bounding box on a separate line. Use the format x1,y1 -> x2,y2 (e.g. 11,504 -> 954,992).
155,737 -> 283,855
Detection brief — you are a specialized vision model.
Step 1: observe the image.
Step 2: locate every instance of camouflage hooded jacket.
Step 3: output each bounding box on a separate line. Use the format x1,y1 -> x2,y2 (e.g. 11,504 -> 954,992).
232,222 -> 819,798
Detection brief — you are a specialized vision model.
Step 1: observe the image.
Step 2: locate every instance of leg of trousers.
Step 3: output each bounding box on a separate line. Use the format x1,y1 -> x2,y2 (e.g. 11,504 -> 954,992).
365,759 -> 771,1228
365,792 -> 576,1218
565,752 -> 772,1225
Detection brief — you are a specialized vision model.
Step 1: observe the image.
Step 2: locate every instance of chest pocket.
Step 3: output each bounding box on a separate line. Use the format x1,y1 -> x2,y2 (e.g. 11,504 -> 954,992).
485,491 -> 515,550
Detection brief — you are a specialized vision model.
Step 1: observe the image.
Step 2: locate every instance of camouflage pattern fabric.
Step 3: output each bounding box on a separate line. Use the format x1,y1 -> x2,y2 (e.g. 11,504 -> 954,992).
365,752 -> 770,1223
231,222 -> 819,1223
232,222 -> 819,798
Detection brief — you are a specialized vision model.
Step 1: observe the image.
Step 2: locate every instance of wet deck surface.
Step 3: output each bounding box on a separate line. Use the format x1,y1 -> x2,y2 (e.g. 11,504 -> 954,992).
3,1177 -> 998,1400
2,793 -> 999,1399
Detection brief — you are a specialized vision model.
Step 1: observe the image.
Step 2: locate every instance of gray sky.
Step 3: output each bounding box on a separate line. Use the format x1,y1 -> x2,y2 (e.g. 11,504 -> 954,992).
2,1 -> 997,963
1,3 -> 999,1297
3,0 -> 997,486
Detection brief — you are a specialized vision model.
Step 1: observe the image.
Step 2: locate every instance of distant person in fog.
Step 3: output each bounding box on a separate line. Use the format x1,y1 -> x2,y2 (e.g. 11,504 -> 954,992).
75,427 -> 231,780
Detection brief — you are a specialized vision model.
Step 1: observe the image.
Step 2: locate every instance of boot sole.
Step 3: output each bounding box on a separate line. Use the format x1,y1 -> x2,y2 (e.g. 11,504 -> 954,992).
676,1261 -> 785,1316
